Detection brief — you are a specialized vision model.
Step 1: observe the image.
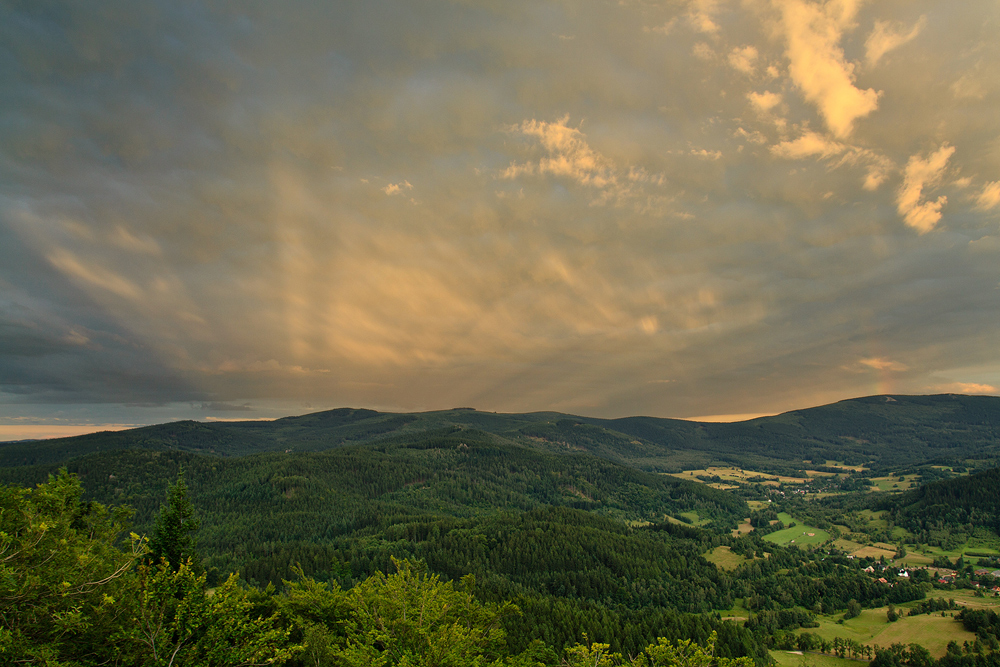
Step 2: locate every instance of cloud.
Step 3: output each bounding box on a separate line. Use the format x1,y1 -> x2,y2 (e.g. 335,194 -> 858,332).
46,249 -> 143,300
111,226 -> 162,255
687,0 -> 722,34
748,90 -> 783,113
690,148 -> 722,160
931,382 -> 998,395
504,116 -> 614,189
382,181 -> 413,195
2,0 -> 1000,424
728,46 -> 759,74
976,181 -> 1000,211
692,42 -> 715,60
771,0 -> 880,138
859,357 -> 908,372
896,144 -> 956,233
865,16 -> 926,67
200,401 -> 254,411
770,131 -> 845,159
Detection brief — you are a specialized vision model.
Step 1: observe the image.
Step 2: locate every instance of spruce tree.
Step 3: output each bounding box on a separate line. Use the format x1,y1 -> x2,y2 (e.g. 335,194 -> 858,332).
147,468 -> 200,571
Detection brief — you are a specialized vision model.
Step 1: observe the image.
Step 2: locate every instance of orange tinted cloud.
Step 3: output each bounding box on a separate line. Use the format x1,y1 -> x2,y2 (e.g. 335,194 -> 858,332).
772,0 -> 879,138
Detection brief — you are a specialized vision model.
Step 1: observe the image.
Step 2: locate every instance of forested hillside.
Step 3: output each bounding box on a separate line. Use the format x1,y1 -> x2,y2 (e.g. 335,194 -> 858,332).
0,430 -> 745,581
884,467 -> 1000,547
2,394 -> 999,473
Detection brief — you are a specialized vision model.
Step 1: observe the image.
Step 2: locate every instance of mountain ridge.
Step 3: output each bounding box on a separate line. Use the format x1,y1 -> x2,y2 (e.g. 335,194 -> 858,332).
2,393 -> 997,472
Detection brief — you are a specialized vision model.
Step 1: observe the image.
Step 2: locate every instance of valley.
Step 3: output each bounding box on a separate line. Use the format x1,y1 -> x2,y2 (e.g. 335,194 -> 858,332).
3,393 -> 1000,666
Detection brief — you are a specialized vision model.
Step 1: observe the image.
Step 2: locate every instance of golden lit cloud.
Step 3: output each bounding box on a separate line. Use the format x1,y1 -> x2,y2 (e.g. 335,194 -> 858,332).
976,181 -> 1000,211
686,0 -> 722,34
865,16 -> 926,67
504,116 -> 613,189
931,382 -> 998,395
897,144 -> 956,233
382,181 -> 414,196
747,90 -> 783,113
859,357 -> 908,372
770,131 -> 845,159
771,0 -> 880,138
728,46 -> 759,74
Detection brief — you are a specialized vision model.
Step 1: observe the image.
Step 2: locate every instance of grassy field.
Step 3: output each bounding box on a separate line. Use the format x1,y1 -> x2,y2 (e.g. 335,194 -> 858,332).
873,613 -> 971,656
771,651 -> 864,667
933,589 -> 1000,611
679,511 -> 709,526
832,538 -> 866,553
732,519 -> 754,536
668,466 -> 825,487
704,545 -> 752,570
798,605 -> 977,658
869,474 -> 921,492
715,598 -> 751,621
764,514 -> 831,548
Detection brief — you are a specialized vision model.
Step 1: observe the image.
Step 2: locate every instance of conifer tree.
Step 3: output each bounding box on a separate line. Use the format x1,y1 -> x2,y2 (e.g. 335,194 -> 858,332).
148,468 -> 200,571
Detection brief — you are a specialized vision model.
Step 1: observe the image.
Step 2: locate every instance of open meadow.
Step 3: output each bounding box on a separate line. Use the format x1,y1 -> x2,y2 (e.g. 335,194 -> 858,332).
763,513 -> 830,548
771,651 -> 865,667
796,600 -> 994,658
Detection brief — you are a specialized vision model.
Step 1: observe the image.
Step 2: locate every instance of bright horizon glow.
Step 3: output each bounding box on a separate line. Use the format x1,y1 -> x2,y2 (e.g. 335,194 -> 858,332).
0,424 -> 144,442
679,413 -> 776,423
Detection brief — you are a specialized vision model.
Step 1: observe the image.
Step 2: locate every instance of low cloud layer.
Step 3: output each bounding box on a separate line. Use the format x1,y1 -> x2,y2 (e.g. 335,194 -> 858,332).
1,0 -> 999,430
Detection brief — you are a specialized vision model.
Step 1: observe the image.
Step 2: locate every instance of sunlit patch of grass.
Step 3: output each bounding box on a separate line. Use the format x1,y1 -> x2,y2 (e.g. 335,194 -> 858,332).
704,545 -> 752,570
770,650 -> 863,667
798,606 -> 976,658
764,514 -> 830,548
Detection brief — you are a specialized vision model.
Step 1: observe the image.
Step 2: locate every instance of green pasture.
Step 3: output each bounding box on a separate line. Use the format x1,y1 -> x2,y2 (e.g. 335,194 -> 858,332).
679,511 -> 709,526
869,474 -> 921,492
797,605 -> 976,658
935,590 -> 1000,610
715,598 -> 751,621
873,613 -> 972,657
899,537 -> 1000,565
763,514 -> 830,548
704,545 -> 752,571
771,651 -> 863,667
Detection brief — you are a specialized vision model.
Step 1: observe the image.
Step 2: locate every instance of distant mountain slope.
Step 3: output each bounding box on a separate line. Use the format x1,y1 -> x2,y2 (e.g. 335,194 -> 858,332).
2,394 -> 998,472
885,467 -> 1000,546
0,428 -> 748,582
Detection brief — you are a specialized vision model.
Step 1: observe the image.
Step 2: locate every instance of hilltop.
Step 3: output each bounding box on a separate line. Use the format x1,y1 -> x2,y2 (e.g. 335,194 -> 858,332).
2,393 -> 998,473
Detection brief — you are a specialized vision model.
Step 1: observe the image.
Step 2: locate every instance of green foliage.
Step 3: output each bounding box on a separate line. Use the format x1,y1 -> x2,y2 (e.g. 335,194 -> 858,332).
871,643 -> 935,667
338,558 -> 513,666
888,469 -> 1000,545
0,469 -> 142,664
121,559 -> 296,666
561,631 -> 756,667
148,468 -> 200,571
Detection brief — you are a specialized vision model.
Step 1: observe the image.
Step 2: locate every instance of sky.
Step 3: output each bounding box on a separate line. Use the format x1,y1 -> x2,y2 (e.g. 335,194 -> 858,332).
2,0 -> 999,439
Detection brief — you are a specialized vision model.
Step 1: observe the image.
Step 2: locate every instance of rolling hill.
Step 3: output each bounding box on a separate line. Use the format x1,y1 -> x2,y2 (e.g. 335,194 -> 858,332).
2,394 -> 998,472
